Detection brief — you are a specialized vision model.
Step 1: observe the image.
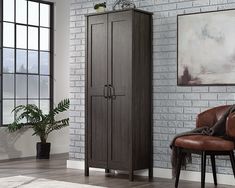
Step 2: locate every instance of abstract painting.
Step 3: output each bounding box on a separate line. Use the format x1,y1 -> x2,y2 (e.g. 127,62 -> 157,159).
178,10 -> 235,85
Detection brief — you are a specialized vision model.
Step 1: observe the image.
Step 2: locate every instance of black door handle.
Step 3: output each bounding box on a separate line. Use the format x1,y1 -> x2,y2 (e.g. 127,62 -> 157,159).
108,84 -> 116,100
103,85 -> 108,99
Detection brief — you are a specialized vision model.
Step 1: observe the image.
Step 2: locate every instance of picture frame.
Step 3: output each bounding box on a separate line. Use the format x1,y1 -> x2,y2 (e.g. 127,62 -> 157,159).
177,9 -> 235,86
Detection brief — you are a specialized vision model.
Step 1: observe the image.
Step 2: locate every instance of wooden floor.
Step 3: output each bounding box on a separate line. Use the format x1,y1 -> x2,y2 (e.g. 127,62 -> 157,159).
0,154 -> 233,188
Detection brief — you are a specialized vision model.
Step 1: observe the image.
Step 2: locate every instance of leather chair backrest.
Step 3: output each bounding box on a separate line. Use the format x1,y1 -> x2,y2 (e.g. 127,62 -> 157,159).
196,105 -> 231,128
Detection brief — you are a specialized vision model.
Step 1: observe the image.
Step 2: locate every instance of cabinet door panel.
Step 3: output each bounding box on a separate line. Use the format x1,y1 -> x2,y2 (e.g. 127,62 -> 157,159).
87,15 -> 108,168
88,15 -> 108,91
90,97 -> 108,165
110,97 -> 129,162
108,12 -> 132,170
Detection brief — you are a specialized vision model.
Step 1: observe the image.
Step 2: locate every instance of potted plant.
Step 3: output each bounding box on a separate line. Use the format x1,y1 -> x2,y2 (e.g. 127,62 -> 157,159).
94,2 -> 106,12
8,99 -> 70,159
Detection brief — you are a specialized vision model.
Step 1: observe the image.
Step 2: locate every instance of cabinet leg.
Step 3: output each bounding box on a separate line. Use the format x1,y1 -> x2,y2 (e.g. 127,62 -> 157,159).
85,166 -> 89,176
105,169 -> 110,173
148,167 -> 153,180
129,170 -> 134,181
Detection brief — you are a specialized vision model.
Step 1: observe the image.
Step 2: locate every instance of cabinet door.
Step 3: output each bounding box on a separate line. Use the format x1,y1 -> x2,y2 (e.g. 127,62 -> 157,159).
107,11 -> 132,170
87,15 -> 108,168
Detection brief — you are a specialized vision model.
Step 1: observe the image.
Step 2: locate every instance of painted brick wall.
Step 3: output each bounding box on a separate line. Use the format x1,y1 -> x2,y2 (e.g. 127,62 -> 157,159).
69,0 -> 235,175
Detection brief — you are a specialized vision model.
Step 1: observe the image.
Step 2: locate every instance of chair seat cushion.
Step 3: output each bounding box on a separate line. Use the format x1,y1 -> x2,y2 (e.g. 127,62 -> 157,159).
175,135 -> 234,151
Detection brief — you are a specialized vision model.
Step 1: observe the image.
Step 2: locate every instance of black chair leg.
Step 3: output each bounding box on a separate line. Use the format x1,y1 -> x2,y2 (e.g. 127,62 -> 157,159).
229,151 -> 235,178
201,151 -> 206,188
175,148 -> 183,188
210,154 -> 217,186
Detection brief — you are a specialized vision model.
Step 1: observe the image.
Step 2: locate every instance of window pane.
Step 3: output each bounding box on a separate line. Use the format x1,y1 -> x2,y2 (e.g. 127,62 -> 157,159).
28,75 -> 39,98
28,27 -> 38,50
40,52 -> 50,74
3,100 -> 14,124
28,50 -> 38,73
40,4 -> 50,27
3,23 -> 15,48
40,100 -> 50,114
40,28 -> 50,51
40,76 -> 49,98
16,50 -> 27,73
16,100 -> 27,107
28,1 -> 39,26
3,0 -> 14,22
3,48 -> 14,73
16,100 -> 27,123
1,2 -> 52,126
28,100 -> 39,108
3,74 -> 14,98
16,74 -> 27,99
16,25 -> 27,49
16,0 -> 27,24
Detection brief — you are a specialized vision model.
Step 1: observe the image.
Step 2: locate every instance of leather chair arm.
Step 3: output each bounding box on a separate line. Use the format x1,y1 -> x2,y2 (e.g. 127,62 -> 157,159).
226,112 -> 235,138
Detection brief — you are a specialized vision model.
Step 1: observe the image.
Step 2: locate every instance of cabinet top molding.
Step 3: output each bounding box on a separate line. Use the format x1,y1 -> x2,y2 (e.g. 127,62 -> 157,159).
85,8 -> 153,17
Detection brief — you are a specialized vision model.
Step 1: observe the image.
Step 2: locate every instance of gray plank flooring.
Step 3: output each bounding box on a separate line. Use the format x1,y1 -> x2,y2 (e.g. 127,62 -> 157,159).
0,154 -> 233,188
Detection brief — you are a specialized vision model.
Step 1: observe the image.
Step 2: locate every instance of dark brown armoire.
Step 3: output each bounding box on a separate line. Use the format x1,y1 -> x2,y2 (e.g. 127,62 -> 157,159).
85,8 -> 152,181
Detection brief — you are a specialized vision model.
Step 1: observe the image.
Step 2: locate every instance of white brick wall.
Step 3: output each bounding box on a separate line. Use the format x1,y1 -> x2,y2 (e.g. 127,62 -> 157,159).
69,0 -> 235,175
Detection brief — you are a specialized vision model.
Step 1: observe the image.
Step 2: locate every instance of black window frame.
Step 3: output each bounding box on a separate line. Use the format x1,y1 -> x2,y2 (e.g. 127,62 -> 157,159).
0,0 -> 54,126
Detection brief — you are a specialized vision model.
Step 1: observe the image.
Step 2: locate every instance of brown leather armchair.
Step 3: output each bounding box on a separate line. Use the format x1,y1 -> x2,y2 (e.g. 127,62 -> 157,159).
174,105 -> 235,188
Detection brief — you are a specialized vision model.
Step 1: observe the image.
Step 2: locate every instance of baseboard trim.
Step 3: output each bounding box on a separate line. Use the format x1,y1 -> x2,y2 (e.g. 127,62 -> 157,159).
0,153 -> 68,163
66,160 -> 105,172
67,160 -> 235,186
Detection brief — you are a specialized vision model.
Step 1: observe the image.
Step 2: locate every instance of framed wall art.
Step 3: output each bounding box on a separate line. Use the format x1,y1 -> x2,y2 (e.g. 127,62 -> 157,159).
177,9 -> 235,86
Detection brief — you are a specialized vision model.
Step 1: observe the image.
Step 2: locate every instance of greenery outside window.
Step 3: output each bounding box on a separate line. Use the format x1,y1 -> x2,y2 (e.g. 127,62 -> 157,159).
0,0 -> 54,125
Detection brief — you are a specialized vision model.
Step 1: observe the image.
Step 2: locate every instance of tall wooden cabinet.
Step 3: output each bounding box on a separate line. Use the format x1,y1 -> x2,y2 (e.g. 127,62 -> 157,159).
85,9 -> 152,181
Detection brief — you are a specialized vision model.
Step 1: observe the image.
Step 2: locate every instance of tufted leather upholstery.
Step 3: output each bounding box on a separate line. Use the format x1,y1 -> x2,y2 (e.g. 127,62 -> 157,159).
175,105 -> 235,151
